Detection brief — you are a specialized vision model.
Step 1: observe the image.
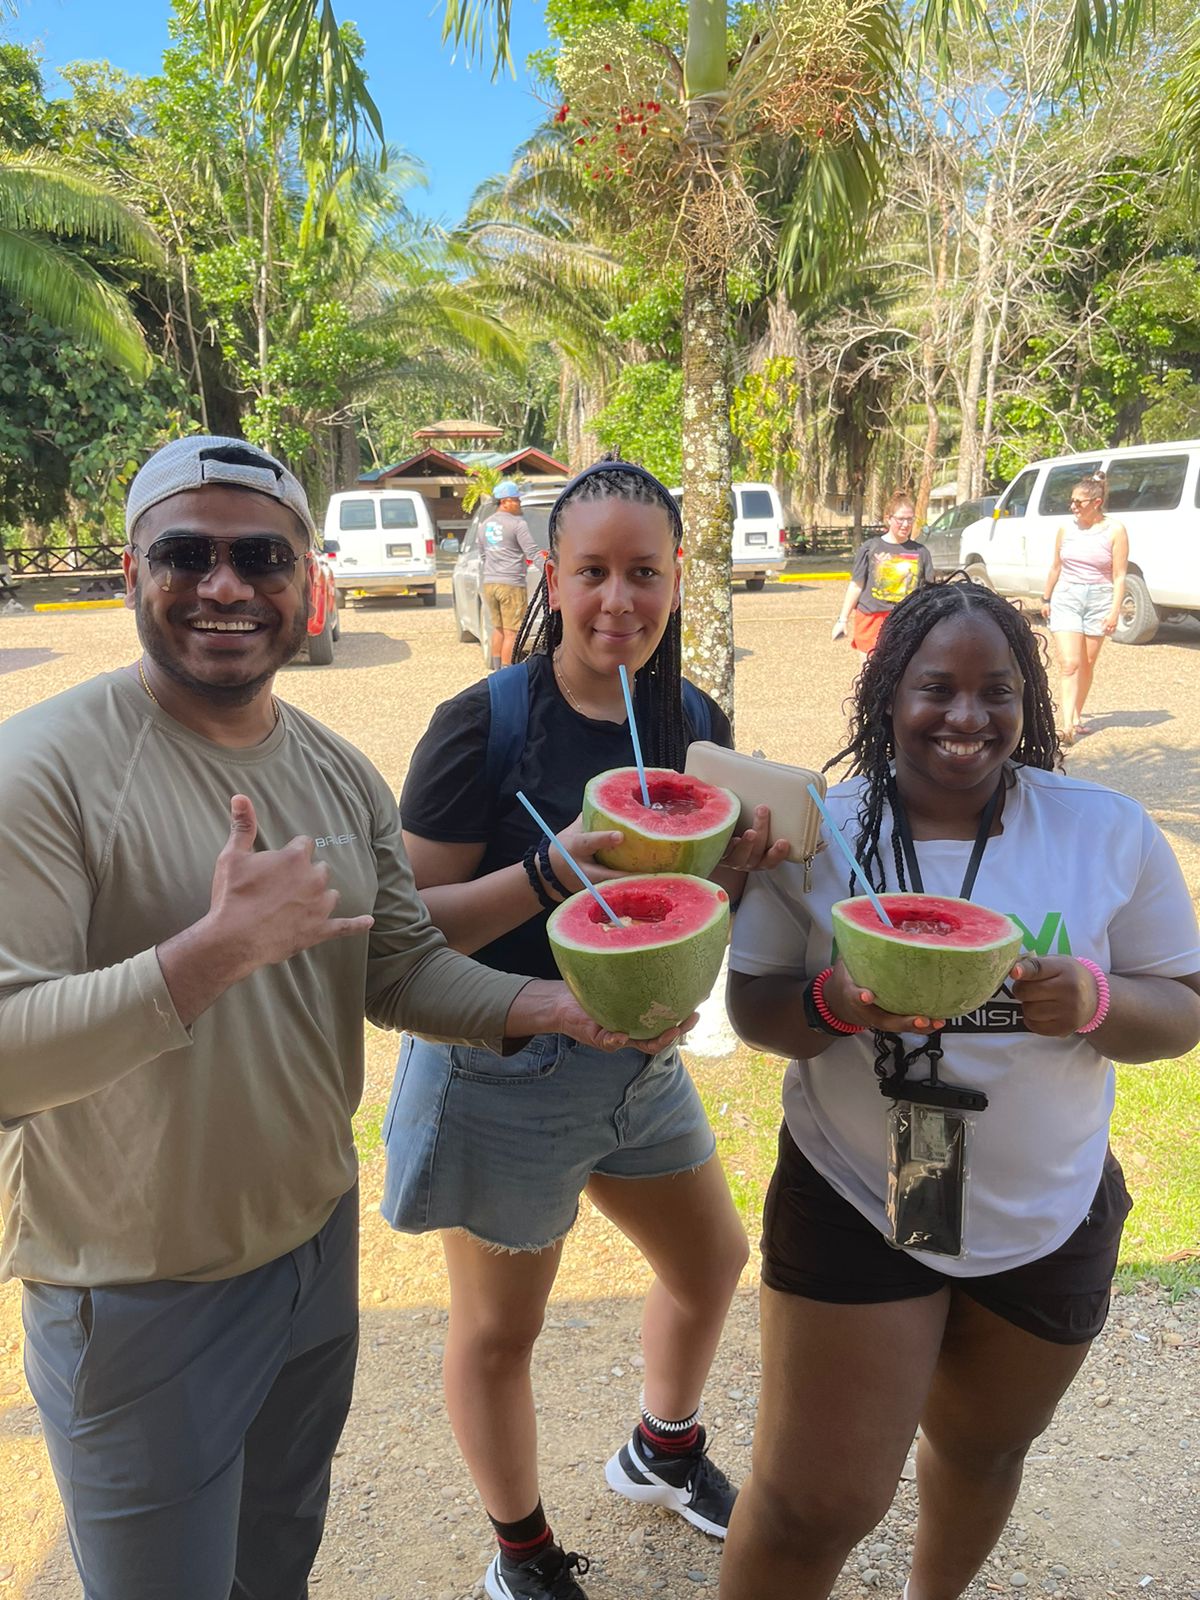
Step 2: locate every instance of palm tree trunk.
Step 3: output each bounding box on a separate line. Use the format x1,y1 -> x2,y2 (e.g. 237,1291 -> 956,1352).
958,177 -> 995,501
680,0 -> 734,720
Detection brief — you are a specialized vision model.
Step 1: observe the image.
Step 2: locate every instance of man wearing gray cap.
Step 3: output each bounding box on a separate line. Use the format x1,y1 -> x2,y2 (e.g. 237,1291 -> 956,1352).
482,480 -> 540,669
0,436 -> 684,1600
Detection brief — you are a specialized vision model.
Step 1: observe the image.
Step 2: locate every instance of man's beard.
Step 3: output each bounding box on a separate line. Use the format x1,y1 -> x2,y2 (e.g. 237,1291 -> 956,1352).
134,586 -> 308,708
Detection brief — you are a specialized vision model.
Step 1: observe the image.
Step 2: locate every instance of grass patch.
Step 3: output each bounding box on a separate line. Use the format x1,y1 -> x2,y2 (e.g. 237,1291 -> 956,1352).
690,1042 -> 1200,1295
1111,1047 -> 1200,1297
353,1100 -> 386,1160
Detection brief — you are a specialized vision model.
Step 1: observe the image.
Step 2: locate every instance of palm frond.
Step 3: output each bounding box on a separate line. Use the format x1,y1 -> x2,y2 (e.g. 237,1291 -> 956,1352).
0,153 -> 164,265
0,227 -> 153,376
440,0 -> 513,79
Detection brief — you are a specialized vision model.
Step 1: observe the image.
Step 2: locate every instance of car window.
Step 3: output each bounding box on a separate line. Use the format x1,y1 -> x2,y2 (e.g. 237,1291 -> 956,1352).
337,498 -> 377,531
380,498 -> 419,529
1105,454 -> 1188,513
522,507 -> 551,548
740,489 -> 774,519
1000,469 -> 1039,519
1038,461 -> 1103,517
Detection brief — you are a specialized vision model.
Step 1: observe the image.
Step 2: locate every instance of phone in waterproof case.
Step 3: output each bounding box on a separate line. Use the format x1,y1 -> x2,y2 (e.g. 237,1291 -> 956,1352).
885,1101 -> 972,1258
684,742 -> 826,880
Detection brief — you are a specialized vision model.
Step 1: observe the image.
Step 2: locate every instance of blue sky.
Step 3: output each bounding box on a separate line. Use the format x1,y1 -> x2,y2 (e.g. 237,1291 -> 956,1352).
9,0 -> 552,223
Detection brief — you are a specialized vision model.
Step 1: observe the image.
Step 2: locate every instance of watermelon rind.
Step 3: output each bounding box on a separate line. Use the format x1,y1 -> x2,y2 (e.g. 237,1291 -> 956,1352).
547,874 -> 731,1039
583,767 -> 739,878
831,894 -> 1023,1019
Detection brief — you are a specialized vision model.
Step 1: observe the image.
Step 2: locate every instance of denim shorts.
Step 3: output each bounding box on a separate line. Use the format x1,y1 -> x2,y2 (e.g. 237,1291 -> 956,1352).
380,1033 -> 716,1250
1049,581 -> 1114,637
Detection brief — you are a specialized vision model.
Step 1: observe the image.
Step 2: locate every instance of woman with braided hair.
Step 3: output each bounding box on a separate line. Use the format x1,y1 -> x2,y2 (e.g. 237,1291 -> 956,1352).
382,459 -> 788,1600
722,579 -> 1200,1600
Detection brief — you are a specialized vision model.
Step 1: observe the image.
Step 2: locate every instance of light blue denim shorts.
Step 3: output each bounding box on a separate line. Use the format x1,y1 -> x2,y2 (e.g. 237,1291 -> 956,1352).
380,1033 -> 716,1251
1049,581 -> 1114,637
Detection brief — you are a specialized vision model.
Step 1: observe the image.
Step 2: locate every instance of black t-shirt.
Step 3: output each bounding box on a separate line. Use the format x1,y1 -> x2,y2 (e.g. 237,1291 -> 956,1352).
851,537 -> 934,613
401,653 -> 733,980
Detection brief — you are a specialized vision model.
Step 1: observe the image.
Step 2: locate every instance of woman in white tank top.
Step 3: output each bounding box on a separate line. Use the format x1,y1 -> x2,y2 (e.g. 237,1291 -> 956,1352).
1040,472 -> 1128,744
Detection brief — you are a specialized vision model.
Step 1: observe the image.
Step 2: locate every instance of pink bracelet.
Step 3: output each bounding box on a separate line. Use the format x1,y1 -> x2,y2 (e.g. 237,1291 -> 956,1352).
813,967 -> 866,1034
1075,958 -> 1111,1034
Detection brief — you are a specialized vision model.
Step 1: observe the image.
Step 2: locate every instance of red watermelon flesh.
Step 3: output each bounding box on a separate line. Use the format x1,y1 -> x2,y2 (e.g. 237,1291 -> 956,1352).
831,893 -> 1022,1019
583,768 -> 739,876
547,875 -> 730,1037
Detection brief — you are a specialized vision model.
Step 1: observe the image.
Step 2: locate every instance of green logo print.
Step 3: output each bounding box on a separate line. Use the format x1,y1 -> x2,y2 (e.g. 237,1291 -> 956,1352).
1009,911 -> 1072,956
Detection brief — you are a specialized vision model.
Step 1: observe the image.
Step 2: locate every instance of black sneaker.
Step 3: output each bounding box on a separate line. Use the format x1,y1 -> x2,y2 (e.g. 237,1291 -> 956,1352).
484,1541 -> 592,1600
604,1423 -> 736,1538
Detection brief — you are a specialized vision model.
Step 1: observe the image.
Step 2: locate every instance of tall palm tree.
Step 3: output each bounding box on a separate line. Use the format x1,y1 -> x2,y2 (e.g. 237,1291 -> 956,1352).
445,0 -> 1149,714
0,152 -> 163,376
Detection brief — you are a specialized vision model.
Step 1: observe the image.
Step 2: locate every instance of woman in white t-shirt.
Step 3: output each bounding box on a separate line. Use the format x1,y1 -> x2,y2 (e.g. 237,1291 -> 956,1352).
719,579 -> 1200,1600
1041,470 -> 1128,744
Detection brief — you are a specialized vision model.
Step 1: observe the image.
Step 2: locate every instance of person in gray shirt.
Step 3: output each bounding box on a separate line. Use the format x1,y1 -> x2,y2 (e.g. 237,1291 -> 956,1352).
0,436 -> 685,1600
482,480 -> 540,669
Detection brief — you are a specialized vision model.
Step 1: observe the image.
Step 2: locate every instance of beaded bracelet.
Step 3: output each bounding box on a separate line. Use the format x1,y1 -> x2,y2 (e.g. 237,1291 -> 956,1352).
537,837 -> 572,901
1075,957 -> 1111,1035
522,844 -> 558,913
812,966 -> 866,1035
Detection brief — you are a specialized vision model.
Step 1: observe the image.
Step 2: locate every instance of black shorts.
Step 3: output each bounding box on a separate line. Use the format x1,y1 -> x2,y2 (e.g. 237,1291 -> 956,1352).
761,1124 -> 1132,1346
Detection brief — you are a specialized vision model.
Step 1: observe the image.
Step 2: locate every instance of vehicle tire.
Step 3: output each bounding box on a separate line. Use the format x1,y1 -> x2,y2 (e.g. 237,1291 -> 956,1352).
421,588 -> 438,608
964,562 -> 995,591
307,613 -> 335,666
1114,572 -> 1159,645
456,606 -> 476,643
745,576 -> 766,592
331,608 -> 341,642
336,589 -> 349,608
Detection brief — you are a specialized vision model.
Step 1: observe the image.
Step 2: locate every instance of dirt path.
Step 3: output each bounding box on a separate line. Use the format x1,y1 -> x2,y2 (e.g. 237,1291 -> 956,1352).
1,582 -> 1197,1597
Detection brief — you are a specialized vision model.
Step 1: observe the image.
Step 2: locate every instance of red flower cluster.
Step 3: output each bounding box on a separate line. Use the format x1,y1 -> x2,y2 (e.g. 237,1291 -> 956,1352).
555,103 -> 569,123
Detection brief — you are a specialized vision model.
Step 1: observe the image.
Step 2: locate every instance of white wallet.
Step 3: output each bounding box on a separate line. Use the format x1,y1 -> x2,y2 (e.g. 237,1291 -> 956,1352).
684,741 -> 827,877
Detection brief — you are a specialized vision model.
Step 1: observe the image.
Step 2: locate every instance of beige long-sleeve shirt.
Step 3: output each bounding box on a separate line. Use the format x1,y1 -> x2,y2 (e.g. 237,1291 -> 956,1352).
0,671 -> 527,1286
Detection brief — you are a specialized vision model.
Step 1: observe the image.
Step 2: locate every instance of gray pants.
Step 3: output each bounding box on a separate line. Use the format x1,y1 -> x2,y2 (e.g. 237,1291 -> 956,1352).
21,1188 -> 359,1600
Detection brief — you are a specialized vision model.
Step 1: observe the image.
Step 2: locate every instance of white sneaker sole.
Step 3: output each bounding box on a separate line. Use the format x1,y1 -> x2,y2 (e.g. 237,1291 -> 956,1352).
484,1554 -> 515,1600
604,1444 -> 729,1539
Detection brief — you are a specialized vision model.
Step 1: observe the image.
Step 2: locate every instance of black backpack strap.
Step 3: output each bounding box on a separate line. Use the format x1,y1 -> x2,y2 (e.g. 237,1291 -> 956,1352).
681,678 -> 712,743
485,663 -> 531,795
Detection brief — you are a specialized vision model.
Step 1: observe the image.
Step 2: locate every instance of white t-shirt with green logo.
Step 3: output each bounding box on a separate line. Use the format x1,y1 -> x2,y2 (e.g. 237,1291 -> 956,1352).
731,767 -> 1200,1276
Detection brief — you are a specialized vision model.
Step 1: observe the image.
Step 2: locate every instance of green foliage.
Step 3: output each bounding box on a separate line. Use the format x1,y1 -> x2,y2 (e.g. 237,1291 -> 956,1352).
0,42 -> 56,148
593,360 -> 682,481
462,463 -> 503,513
603,272 -> 682,354
731,356 -> 800,480
0,300 -> 191,531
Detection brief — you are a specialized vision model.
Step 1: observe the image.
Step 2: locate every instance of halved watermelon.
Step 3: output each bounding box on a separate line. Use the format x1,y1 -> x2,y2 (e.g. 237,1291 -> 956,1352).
547,874 -> 730,1038
583,767 -> 738,878
831,894 -> 1022,1019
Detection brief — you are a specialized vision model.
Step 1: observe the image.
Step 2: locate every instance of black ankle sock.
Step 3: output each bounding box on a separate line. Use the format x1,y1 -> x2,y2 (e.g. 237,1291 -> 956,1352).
639,1405 -> 701,1457
489,1500 -> 552,1562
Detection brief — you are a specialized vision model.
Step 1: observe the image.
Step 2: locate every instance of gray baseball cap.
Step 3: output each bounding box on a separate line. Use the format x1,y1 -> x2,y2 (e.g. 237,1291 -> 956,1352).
126,435 -> 316,543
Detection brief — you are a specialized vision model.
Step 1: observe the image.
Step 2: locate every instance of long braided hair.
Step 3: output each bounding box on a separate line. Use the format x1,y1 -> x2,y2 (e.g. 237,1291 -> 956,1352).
825,579 -> 1061,894
513,457 -> 691,770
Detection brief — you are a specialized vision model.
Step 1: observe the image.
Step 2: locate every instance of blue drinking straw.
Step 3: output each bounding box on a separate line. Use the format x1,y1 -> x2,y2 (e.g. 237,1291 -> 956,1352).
516,791 -> 622,924
806,783 -> 895,928
618,663 -> 652,808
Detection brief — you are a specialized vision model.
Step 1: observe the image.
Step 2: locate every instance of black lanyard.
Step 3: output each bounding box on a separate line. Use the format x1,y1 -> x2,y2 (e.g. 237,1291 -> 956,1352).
886,775 -> 1003,900
874,775 -> 1005,1111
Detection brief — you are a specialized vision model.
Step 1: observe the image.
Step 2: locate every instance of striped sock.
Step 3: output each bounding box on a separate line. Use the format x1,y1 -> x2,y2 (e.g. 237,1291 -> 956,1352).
638,1402 -> 701,1457
488,1501 -> 552,1564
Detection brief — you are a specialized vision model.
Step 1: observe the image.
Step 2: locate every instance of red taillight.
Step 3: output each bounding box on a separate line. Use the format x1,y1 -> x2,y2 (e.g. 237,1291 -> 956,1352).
779,528 -> 787,545
425,538 -> 435,557
324,549 -> 336,560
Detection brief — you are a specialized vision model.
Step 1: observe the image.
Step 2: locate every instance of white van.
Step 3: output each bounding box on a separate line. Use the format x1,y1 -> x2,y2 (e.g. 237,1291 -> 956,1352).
959,439 -> 1200,643
669,481 -> 788,589
322,490 -> 438,607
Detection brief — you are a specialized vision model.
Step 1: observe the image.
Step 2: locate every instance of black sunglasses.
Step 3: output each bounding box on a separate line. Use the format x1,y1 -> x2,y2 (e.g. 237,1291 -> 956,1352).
136,534 -> 301,594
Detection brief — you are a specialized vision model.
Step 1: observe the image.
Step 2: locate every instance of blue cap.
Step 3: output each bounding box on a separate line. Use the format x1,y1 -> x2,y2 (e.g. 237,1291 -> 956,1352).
494,481 -> 522,501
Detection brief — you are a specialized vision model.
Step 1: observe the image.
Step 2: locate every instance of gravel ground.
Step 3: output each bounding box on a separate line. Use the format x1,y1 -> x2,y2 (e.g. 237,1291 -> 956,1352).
0,578 -> 1197,1599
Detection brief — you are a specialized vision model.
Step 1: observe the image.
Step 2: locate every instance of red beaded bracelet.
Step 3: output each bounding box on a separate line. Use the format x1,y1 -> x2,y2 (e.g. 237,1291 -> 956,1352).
812,966 -> 866,1034
1075,957 -> 1111,1035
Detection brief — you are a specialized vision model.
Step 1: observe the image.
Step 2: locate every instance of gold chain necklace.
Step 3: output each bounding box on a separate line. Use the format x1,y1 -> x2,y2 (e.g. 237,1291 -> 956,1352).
552,650 -> 590,717
137,658 -> 280,728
